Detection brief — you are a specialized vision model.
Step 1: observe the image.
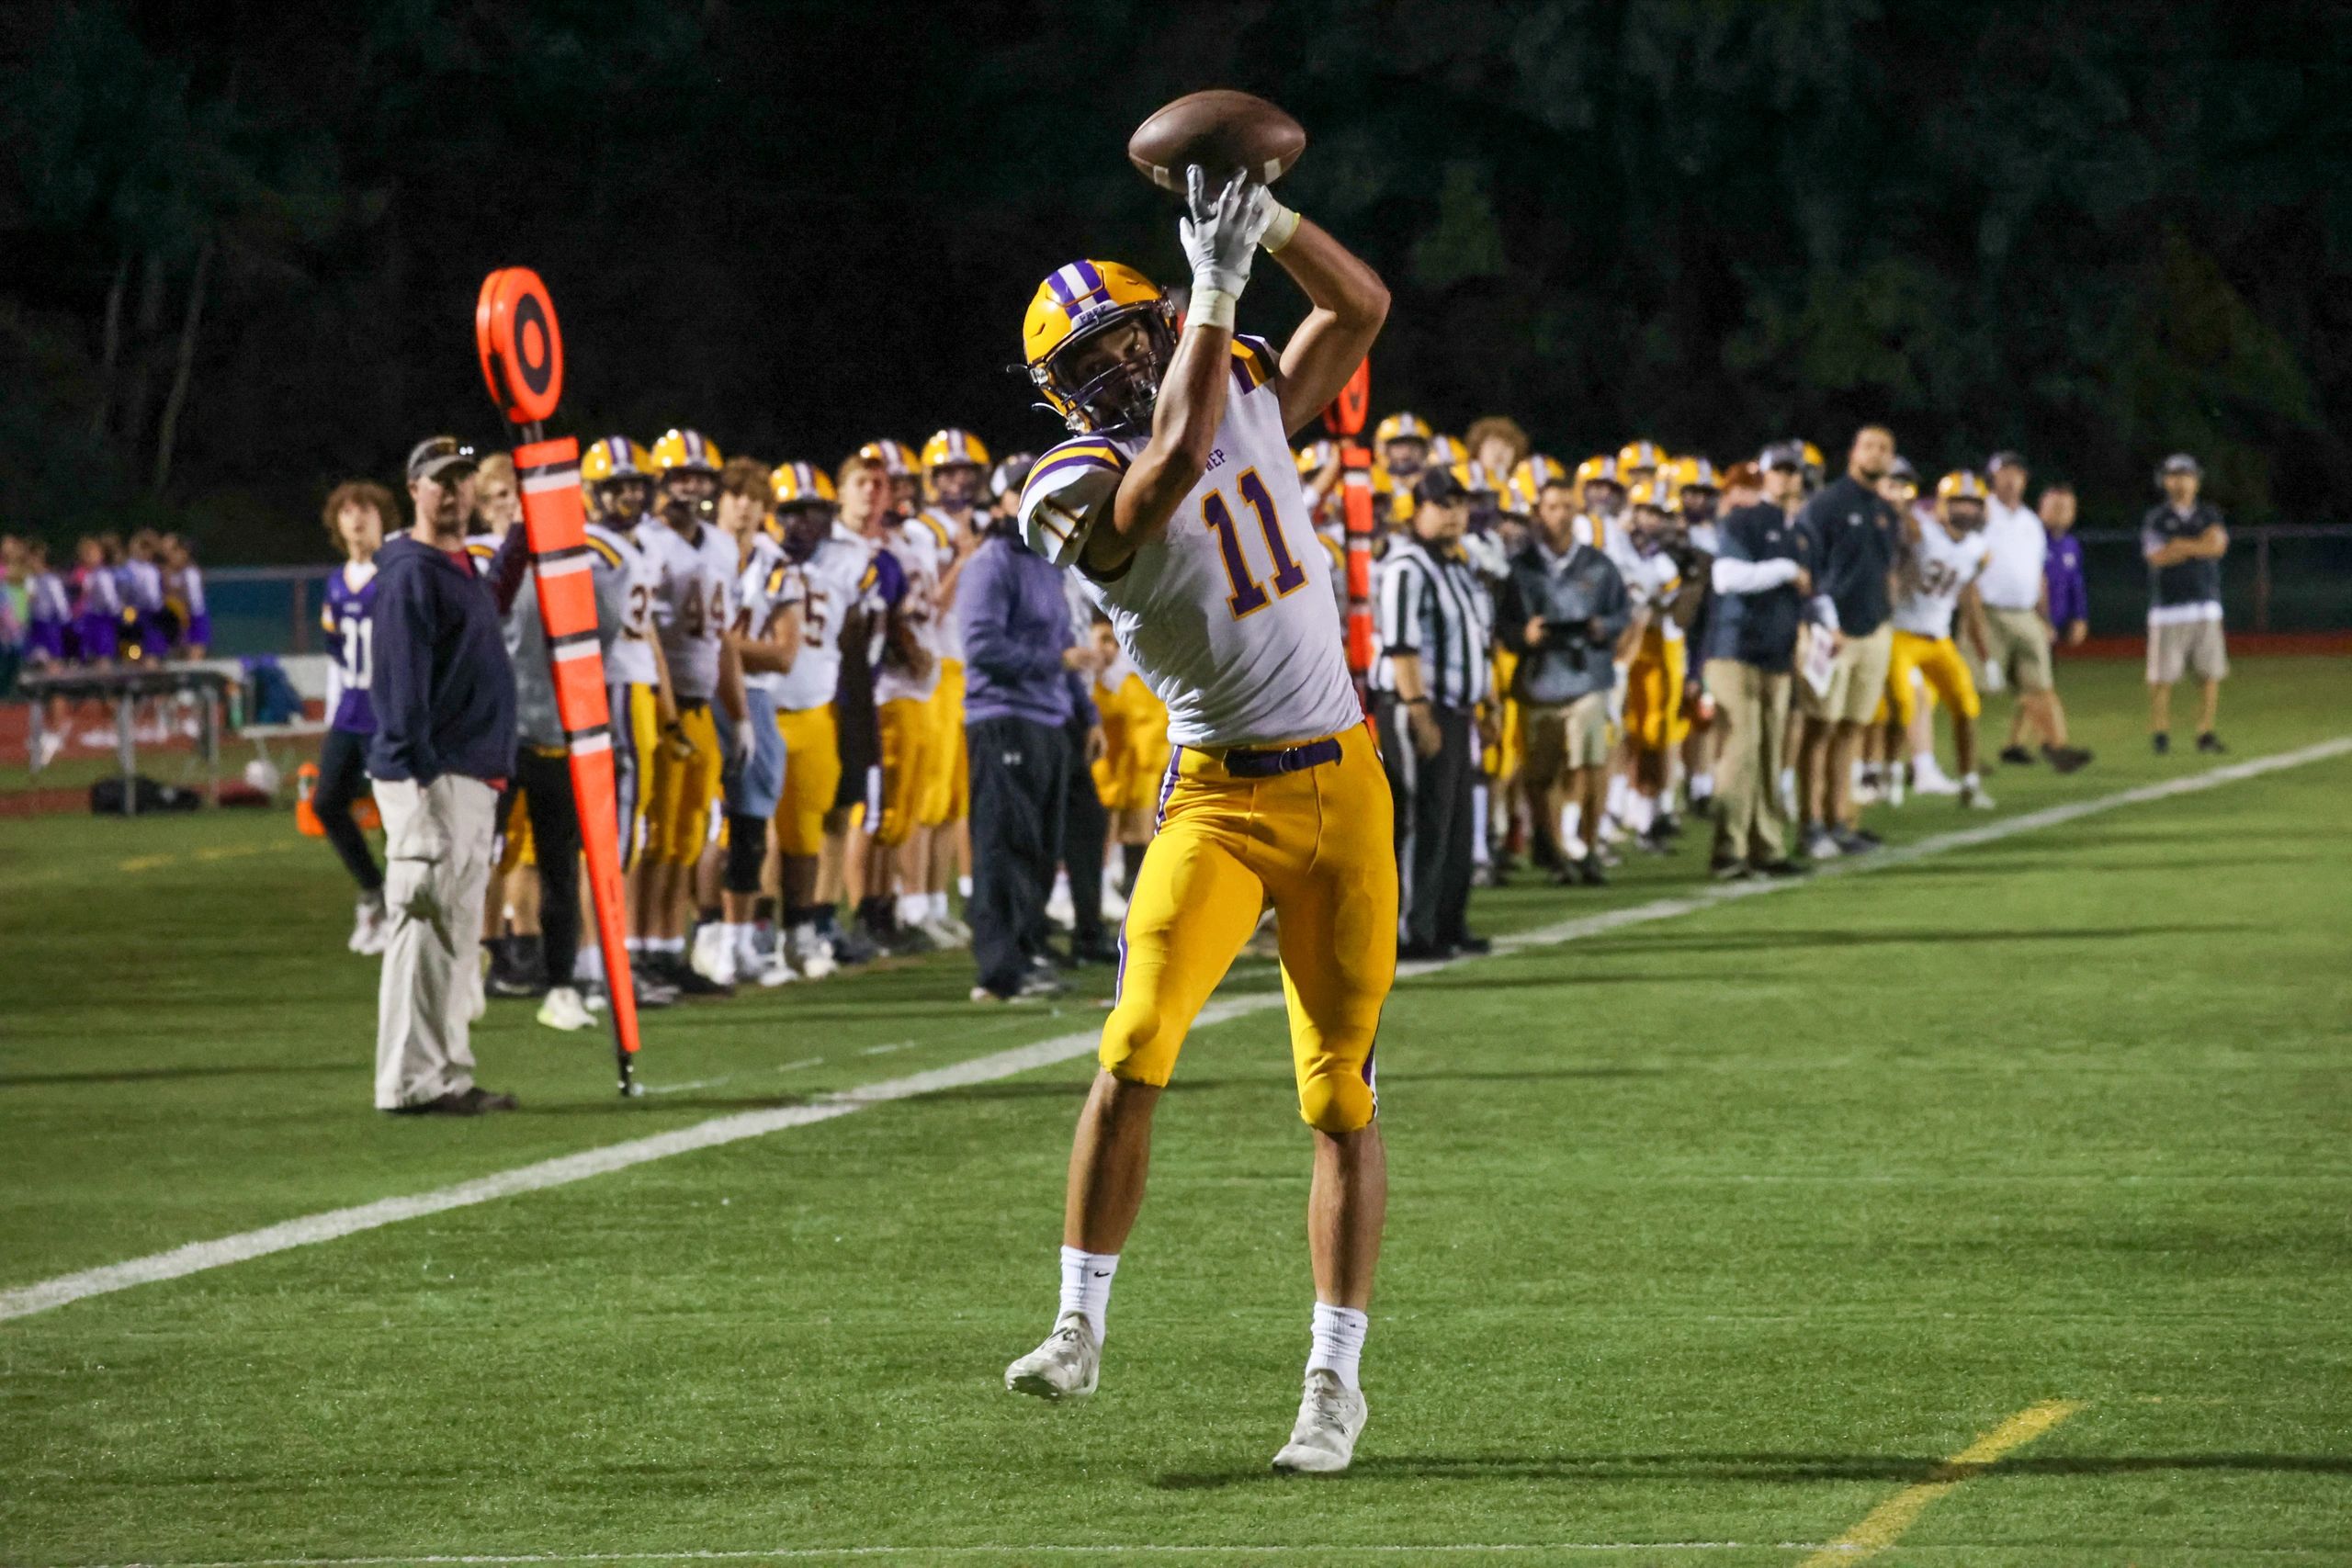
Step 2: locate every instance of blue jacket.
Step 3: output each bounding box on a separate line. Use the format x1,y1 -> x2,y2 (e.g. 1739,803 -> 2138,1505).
957,531 -> 1095,730
367,533 -> 519,784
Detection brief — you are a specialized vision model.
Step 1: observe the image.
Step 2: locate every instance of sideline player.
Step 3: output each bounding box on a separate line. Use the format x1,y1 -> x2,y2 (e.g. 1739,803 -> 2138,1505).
916,429 -> 992,945
1001,168 -> 1394,1474
1887,472 -> 1998,808
317,480 -> 396,953
766,462 -> 863,978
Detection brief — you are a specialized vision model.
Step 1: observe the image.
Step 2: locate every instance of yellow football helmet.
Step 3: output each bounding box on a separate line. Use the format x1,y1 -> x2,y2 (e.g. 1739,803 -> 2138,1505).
1627,479 -> 1668,511
1574,454 -> 1623,491
1023,259 -> 1178,434
650,428 -> 722,475
770,461 -> 838,507
920,429 -> 990,473
1507,455 -> 1569,514
580,435 -> 652,486
1374,412 -> 1432,448
1425,434 -> 1467,468
1669,455 -> 1720,492
1802,441 -> 1826,478
1935,469 -> 1989,503
1295,439 -> 1338,475
1617,439 -> 1666,475
858,439 -> 919,476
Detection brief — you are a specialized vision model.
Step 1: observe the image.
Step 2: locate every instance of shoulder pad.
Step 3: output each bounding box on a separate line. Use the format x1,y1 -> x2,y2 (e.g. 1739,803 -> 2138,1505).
583,533 -> 625,570
1229,333 -> 1279,393
1020,438 -> 1128,568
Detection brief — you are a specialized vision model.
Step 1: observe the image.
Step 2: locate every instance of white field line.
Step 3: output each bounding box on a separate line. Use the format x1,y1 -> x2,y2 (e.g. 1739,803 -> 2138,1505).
5,736 -> 2344,1327
61,1544 -> 1818,1565
639,1056 -> 826,1097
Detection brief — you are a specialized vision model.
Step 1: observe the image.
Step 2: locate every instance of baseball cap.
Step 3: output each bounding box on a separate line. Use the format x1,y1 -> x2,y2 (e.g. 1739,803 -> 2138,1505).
1413,467 -> 1470,506
2159,453 -> 2202,478
406,434 -> 479,484
1887,455 -> 1919,485
1759,441 -> 1807,474
1720,460 -> 1762,491
1986,450 -> 2026,475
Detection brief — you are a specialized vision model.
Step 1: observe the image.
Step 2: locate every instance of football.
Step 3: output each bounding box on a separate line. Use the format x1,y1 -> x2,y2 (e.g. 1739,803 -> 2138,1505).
1126,89 -> 1306,194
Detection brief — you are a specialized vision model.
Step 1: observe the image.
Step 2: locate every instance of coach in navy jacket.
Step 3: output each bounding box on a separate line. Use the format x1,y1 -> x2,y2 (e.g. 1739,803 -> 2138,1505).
366,435 -> 526,1117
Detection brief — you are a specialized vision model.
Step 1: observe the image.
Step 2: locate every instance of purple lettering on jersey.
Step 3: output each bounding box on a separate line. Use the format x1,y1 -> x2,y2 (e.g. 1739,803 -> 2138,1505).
322,570 -> 380,733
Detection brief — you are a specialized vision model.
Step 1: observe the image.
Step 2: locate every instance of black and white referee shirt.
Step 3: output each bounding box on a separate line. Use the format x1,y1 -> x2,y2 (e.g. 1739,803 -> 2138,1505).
1372,533 -> 1493,708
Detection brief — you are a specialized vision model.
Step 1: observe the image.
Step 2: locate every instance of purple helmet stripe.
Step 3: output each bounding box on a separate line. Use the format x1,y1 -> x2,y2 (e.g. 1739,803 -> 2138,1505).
1074,258 -> 1107,302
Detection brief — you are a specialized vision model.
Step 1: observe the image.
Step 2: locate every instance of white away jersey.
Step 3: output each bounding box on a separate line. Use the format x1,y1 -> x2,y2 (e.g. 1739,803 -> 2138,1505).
733,533 -> 793,696
1609,538 -> 1687,645
585,521 -> 659,687
771,536 -> 869,712
876,513 -> 945,705
910,507 -> 974,661
1893,520 -> 1992,640
1017,333 -> 1363,749
645,520 -> 737,702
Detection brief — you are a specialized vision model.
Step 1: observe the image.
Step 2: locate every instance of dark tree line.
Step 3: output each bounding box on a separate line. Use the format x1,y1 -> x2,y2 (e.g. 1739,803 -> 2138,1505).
3,0 -> 2346,561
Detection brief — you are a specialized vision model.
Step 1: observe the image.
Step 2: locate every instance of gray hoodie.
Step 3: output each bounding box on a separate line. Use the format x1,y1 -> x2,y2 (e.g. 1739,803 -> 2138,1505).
1496,537 -> 1630,705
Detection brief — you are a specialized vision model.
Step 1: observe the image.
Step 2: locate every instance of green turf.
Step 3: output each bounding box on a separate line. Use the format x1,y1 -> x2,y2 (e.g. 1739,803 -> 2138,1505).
4,656 -> 2349,1566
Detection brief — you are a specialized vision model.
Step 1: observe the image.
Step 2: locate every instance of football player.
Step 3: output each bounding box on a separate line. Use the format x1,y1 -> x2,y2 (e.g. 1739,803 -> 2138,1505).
1573,454 -> 1626,549
912,428 -> 996,947
1617,439 -> 1668,497
1671,457 -> 1724,814
862,438 -> 923,518
766,462 -> 864,979
1887,472 -> 1998,808
316,480 -> 395,953
578,438 -> 680,1008
1371,412 -> 1430,527
1000,169 -> 1393,1474
1611,482 -> 1699,851
845,444 -> 942,954
819,452 -> 908,963
639,427 -> 751,996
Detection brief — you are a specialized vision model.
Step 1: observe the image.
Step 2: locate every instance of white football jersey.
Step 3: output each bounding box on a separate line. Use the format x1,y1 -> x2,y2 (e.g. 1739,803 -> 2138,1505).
1609,537 -> 1686,645
733,533 -> 793,696
1893,519 -> 1991,640
586,521 -> 659,687
645,518 -> 736,702
771,536 -> 868,713
1019,333 -> 1363,749
912,507 -> 978,661
875,513 -> 946,705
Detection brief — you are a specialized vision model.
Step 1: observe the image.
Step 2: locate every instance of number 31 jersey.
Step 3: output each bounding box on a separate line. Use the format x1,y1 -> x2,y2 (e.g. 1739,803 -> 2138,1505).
1018,333 -> 1363,750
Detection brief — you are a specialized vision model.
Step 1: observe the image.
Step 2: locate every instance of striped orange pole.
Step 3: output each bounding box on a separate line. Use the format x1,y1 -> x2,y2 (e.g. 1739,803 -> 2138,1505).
476,267 -> 642,1095
1323,357 -> 1376,691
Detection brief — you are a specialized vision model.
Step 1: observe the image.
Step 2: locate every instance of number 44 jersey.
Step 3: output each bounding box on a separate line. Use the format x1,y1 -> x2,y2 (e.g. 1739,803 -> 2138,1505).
1019,333 -> 1363,750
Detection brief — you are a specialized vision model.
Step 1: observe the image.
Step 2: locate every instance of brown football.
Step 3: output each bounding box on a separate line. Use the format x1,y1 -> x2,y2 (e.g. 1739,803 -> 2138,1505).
1127,90 -> 1306,194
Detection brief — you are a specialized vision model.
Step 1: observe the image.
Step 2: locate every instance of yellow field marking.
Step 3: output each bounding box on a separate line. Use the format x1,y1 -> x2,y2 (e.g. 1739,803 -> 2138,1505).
1799,1399 -> 2084,1565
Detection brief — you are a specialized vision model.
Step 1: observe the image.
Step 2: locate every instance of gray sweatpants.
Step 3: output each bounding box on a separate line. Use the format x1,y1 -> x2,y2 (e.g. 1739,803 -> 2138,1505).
374,773 -> 499,1110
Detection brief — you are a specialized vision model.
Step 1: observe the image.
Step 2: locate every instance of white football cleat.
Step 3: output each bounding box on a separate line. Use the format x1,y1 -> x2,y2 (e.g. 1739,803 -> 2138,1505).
1272,1369 -> 1367,1474
757,946 -> 799,987
919,917 -> 967,950
939,912 -> 975,945
1960,778 -> 1997,810
690,923 -> 737,986
537,985 -> 596,1032
35,729 -> 66,768
790,925 -> 838,979
1911,761 -> 1962,795
1004,1311 -> 1100,1400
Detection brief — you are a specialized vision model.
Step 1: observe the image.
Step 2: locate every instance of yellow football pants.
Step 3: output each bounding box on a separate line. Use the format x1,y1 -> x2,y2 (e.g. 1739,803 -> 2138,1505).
873,695 -> 933,848
919,659 -> 966,828
1103,721 -> 1397,1133
1623,638 -> 1688,751
616,682 -> 659,869
644,701 -> 722,865
1887,631 -> 1981,728
773,703 -> 841,858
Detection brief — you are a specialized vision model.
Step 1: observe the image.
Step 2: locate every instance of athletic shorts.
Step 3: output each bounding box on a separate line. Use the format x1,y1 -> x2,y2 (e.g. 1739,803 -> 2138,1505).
2147,615 -> 2228,684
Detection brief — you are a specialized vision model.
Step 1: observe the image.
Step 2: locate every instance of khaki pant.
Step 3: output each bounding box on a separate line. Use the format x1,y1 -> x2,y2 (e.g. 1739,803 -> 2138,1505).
1704,659 -> 1792,867
375,773 -> 499,1110
1520,692 -> 1612,784
1797,622 -> 1894,725
1978,605 -> 2054,692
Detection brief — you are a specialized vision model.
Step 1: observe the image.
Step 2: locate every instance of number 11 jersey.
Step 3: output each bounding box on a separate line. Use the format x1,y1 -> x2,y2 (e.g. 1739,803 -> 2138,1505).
1018,333 -> 1363,750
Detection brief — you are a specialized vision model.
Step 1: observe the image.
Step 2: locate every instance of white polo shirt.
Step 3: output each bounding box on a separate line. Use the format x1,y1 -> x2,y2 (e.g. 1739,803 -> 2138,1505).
1977,496 -> 2047,611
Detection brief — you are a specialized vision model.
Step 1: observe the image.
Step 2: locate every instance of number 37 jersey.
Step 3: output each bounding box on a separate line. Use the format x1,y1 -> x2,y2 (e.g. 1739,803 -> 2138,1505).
1018,333 -> 1363,750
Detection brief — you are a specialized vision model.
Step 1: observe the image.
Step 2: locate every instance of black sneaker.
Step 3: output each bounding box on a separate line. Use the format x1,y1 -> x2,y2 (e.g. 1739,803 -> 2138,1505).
1832,826 -> 1881,855
2197,731 -> 2226,754
1653,811 -> 1683,840
1711,860 -> 1752,883
1065,935 -> 1122,967
1397,939 -> 1451,962
2042,744 -> 2092,774
1017,967 -> 1070,999
2151,731 -> 2171,755
485,969 -> 548,999
386,1086 -> 519,1116
1998,745 -> 2035,766
1450,933 -> 1493,956
1755,858 -> 1808,878
828,923 -> 881,965
1576,854 -> 1610,886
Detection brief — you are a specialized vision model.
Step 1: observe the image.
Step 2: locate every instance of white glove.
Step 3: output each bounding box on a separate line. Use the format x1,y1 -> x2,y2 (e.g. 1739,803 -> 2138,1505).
1180,165 -> 1275,313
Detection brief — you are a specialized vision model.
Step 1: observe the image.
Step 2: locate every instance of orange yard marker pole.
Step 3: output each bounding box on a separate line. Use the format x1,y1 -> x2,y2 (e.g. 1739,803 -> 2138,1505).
1324,357 -> 1375,692
474,267 -> 642,1096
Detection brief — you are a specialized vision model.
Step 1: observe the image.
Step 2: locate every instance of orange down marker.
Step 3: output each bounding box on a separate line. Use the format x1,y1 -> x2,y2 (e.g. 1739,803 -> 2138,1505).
475,267 -> 642,1094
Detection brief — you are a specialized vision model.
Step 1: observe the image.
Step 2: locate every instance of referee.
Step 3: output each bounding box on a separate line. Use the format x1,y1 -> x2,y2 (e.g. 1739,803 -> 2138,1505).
1373,468 -> 1493,960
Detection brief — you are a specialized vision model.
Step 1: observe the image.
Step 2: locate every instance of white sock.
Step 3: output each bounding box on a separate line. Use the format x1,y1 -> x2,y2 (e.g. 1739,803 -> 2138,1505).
1690,770 -> 1713,804
898,892 -> 928,926
1470,782 -> 1490,864
655,936 -> 684,957
1962,771 -> 1980,789
928,889 -> 950,921
1306,1301 -> 1369,1392
1628,793 -> 1656,833
1561,803 -> 1582,849
957,874 -> 973,899
1058,1246 -> 1118,1340
1606,773 -> 1631,819
626,936 -> 644,955
732,922 -> 761,964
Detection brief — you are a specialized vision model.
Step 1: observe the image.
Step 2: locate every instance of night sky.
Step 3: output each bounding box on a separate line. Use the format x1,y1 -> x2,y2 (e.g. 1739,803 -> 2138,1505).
6,0 -> 2347,559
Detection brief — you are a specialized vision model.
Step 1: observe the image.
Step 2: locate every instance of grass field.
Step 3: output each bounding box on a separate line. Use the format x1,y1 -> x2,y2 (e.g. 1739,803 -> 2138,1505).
5,656 -> 2350,1566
